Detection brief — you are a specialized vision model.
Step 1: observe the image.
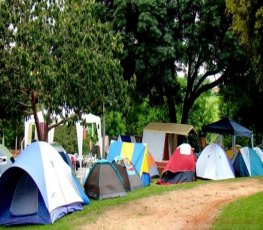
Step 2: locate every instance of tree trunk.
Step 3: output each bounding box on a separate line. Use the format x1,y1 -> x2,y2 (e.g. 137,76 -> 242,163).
167,95 -> 177,123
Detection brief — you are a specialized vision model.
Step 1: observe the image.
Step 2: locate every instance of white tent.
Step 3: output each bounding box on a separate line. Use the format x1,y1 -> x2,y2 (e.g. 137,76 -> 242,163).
76,113 -> 102,166
196,143 -> 235,180
23,110 -> 102,167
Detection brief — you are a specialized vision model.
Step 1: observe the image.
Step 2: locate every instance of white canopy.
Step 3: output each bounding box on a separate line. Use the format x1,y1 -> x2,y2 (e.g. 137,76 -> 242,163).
76,113 -> 102,165
23,110 -> 102,167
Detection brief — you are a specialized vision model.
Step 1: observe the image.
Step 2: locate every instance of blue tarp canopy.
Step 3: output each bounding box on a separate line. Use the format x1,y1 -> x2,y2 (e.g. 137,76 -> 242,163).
202,117 -> 252,137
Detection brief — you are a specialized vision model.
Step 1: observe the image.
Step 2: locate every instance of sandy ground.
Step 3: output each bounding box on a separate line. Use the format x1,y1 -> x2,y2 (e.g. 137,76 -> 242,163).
79,178 -> 263,230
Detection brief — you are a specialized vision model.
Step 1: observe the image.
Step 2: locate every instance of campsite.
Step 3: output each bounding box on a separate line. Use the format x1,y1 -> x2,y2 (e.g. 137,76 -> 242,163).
1,0 -> 263,229
1,117 -> 263,229
1,107 -> 263,228
1,99 -> 263,229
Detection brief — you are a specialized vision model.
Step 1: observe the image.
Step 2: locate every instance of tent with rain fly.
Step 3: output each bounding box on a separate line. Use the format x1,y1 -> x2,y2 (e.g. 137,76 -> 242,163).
233,147 -> 263,177
157,143 -> 196,184
0,141 -> 89,226
0,144 -> 13,177
107,141 -> 151,186
196,143 -> 235,180
84,159 -> 127,200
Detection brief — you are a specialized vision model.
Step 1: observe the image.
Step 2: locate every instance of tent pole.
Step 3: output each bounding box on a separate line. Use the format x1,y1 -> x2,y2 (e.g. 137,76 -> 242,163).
102,102 -> 105,159
76,122 -> 83,169
232,135 -> 236,157
219,135 -> 222,146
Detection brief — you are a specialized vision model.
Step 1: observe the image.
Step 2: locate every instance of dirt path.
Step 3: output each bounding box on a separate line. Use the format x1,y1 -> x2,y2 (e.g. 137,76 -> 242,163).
79,178 -> 263,230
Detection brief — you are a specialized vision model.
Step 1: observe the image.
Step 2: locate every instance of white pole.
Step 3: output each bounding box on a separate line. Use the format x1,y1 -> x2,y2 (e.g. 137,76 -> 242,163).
102,102 -> 105,159
76,122 -> 83,169
218,135 -> 222,146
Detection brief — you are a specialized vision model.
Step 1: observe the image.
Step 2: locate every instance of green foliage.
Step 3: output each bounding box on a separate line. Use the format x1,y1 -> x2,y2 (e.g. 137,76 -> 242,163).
219,56 -> 263,145
53,125 -> 77,154
176,77 -> 220,131
124,97 -> 169,136
54,124 -> 99,155
0,118 -> 24,149
105,111 -> 126,137
105,86 -> 219,139
95,0 -> 244,125
0,0 -> 127,141
54,1 -> 127,114
226,0 -> 263,85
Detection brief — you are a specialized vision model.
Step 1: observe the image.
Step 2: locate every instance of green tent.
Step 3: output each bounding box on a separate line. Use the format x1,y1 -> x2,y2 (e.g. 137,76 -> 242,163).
0,144 -> 12,176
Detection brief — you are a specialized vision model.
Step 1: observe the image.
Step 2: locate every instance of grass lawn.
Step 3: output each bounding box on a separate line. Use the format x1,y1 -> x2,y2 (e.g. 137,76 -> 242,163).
211,191 -> 263,230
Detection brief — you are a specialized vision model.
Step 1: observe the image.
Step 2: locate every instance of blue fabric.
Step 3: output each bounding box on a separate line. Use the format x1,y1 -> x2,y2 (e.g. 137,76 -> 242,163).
131,144 -> 145,174
131,144 -> 150,186
0,169 -> 51,226
233,154 -> 250,177
249,148 -> 263,176
233,148 -> 263,177
107,141 -> 123,162
120,135 -> 132,142
141,173 -> 151,186
72,173 -> 90,205
203,117 -> 252,137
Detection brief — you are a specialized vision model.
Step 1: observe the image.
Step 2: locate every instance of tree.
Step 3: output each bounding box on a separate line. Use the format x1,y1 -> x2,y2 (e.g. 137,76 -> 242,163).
219,58 -> 263,145
94,0 -> 244,124
226,0 -> 263,85
0,0 -> 127,143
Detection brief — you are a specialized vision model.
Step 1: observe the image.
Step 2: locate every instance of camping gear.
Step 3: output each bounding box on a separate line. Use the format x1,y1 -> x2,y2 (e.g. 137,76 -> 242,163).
107,141 -> 151,186
0,141 -> 89,226
196,143 -> 235,180
202,117 -> 253,158
113,156 -> 143,191
84,159 -> 127,200
157,143 -> 196,184
142,122 -> 197,162
233,147 -> 263,177
0,144 -> 12,177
